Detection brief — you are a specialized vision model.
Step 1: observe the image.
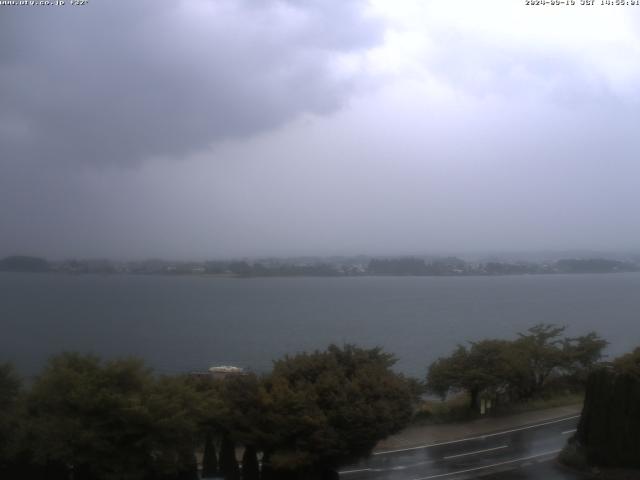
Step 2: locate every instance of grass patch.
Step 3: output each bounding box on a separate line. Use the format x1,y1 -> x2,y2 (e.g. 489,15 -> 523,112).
412,392 -> 584,425
412,393 -> 478,424
493,392 -> 584,416
559,442 -> 588,471
559,443 -> 640,480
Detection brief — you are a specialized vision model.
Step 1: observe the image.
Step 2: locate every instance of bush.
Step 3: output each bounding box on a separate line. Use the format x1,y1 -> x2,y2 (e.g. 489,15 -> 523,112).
559,442 -> 588,471
413,394 -> 477,424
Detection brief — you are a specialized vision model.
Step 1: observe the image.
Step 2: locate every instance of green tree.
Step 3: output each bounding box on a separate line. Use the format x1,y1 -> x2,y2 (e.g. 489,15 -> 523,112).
614,347 -> 640,377
514,324 -> 567,396
426,326 -> 608,406
0,363 -> 22,475
262,345 -> 415,475
195,373 -> 267,478
26,353 -> 202,480
576,364 -> 640,469
145,375 -> 205,479
0,363 -> 20,410
216,374 -> 266,447
426,345 -> 468,399
561,331 -> 608,383
171,451 -> 199,480
427,340 -> 516,409
513,324 -> 607,397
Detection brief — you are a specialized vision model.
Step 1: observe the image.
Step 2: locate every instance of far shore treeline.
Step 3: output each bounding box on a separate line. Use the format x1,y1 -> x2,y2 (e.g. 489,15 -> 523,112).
1,324 -> 635,480
1,254 -> 639,277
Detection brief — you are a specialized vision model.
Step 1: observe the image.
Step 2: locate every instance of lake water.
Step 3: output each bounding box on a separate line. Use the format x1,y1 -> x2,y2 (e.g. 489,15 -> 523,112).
2,272 -> 639,378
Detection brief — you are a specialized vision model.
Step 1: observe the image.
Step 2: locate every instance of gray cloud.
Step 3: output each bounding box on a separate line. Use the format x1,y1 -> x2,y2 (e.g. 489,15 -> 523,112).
0,0 -> 380,167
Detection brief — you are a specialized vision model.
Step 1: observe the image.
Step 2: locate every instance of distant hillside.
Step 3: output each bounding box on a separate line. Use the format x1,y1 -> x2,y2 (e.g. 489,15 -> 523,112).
0,254 -> 638,277
556,258 -> 637,274
0,255 -> 50,272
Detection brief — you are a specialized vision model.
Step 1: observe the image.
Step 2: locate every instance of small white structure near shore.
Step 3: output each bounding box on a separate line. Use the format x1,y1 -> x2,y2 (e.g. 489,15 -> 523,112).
208,365 -> 245,380
189,365 -> 246,380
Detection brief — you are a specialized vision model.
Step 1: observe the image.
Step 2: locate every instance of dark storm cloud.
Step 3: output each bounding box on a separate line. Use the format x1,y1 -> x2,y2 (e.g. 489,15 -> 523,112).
0,0 -> 380,167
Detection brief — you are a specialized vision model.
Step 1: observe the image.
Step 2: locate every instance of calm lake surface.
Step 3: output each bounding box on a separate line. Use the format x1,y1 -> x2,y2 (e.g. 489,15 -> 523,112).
2,272 -> 640,378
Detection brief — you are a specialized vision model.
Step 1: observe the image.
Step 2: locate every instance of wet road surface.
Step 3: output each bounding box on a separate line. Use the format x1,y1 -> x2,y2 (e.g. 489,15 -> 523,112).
338,415 -> 587,480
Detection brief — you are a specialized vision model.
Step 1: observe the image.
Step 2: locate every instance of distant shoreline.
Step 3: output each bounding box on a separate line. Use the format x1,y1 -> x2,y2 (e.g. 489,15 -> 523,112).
2,254 -> 639,278
2,269 -> 639,279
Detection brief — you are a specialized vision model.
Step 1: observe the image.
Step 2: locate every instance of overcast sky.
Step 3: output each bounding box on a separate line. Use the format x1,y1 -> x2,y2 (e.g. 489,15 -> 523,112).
1,0 -> 640,260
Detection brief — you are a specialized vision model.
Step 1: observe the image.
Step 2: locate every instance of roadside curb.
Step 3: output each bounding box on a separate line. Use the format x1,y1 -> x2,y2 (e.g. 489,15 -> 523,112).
374,404 -> 583,453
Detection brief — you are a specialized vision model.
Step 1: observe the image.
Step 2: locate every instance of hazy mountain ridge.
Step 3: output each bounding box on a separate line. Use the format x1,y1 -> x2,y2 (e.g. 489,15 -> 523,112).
2,253 -> 639,277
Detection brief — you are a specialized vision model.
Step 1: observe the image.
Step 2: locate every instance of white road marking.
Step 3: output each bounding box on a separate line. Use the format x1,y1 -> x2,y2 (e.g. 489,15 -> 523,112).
442,444 -> 508,460
389,460 -> 435,471
411,449 -> 562,480
339,459 -> 435,475
339,468 -> 372,474
561,429 -> 577,435
373,415 -> 579,455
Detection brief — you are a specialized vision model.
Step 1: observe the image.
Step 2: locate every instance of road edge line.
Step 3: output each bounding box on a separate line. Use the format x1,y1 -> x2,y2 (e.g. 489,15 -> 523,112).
373,415 -> 579,455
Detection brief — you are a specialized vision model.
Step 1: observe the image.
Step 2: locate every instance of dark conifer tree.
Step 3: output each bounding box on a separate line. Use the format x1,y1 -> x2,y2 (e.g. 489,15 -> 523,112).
219,435 -> 240,480
260,452 -> 274,480
177,452 -> 199,480
45,461 -> 70,480
321,469 -> 339,480
74,463 -> 98,480
241,445 -> 259,480
202,432 -> 219,478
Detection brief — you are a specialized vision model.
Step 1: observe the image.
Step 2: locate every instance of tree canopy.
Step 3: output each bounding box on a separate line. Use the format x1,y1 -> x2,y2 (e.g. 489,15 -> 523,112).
25,353 -> 202,480
427,340 -> 518,408
0,331 -> 616,479
261,344 -> 416,472
614,347 -> 640,378
427,324 -> 608,408
0,363 -> 22,470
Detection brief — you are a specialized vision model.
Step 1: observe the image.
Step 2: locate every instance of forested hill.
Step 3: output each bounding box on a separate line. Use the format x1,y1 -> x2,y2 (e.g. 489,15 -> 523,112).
0,255 -> 49,272
1,255 -> 639,277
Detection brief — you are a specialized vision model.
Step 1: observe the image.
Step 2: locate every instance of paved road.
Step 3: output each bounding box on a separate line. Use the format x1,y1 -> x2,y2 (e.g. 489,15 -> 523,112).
338,415 -> 586,480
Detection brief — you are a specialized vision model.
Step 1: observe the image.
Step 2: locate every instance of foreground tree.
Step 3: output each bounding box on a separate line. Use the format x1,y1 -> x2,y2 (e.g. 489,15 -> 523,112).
241,445 -> 260,480
0,363 -> 22,476
427,325 -> 608,408
219,435 -> 240,480
261,344 -> 416,477
215,373 -> 266,448
514,324 -> 607,397
201,432 -> 218,478
513,324 -> 568,396
146,375 -> 206,479
26,353 -> 202,480
427,340 -> 517,409
561,331 -> 609,384
573,348 -> 640,470
614,347 -> 640,377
